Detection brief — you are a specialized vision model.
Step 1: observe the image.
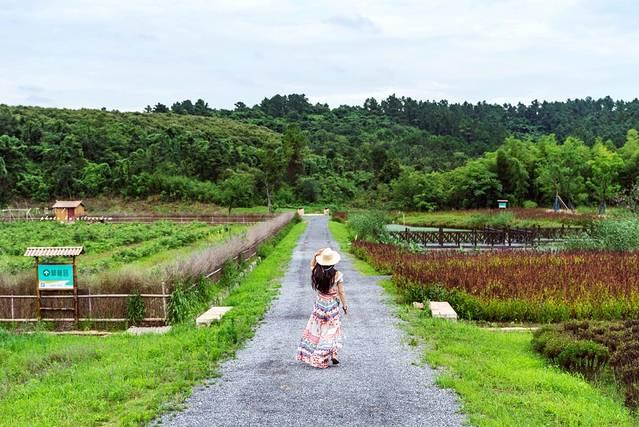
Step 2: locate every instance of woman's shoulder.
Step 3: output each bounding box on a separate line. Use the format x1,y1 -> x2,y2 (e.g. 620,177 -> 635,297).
335,270 -> 344,283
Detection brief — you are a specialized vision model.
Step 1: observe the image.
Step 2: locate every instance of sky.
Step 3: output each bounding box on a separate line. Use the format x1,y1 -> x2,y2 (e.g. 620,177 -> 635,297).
1,0 -> 638,111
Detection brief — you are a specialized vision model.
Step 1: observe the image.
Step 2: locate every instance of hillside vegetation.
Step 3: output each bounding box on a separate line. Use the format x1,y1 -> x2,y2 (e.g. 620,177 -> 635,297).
2,94 -> 639,210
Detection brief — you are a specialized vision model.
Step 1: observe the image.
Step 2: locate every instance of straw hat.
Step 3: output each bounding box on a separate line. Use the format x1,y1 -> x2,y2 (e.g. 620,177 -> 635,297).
316,248 -> 341,266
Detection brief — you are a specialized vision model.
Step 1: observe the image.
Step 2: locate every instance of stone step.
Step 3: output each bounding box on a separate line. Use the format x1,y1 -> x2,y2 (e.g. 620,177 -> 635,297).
127,326 -> 172,335
196,306 -> 233,327
429,301 -> 458,320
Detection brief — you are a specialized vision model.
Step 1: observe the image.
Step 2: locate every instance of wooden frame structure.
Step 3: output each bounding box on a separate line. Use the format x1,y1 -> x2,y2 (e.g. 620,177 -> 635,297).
24,247 -> 84,324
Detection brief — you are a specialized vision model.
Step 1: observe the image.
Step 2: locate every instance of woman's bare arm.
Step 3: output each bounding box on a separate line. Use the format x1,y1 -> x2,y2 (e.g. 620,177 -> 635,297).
337,281 -> 348,314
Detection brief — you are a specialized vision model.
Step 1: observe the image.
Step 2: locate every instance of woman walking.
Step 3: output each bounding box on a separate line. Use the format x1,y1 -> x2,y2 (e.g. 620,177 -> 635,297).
296,248 -> 348,369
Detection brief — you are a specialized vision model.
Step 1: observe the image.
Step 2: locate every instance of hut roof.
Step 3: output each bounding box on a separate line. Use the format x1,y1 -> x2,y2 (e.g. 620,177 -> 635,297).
24,247 -> 85,257
52,200 -> 84,208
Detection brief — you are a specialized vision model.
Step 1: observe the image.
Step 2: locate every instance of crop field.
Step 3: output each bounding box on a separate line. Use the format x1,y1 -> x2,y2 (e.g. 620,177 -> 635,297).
353,241 -> 639,322
396,208 -> 597,229
0,221 -> 246,293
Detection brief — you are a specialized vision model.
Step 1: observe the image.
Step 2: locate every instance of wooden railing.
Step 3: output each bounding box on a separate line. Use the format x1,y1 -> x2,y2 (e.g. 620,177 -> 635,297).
389,225 -> 583,248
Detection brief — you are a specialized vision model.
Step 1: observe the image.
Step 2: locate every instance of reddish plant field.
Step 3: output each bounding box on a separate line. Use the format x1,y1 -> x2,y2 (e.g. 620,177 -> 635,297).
353,240 -> 639,322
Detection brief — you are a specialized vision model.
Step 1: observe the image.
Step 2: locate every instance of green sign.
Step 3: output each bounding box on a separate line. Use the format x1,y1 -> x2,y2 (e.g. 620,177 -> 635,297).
38,264 -> 74,289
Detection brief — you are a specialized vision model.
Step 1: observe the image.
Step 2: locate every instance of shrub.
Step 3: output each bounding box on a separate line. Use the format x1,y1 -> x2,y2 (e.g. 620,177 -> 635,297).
348,211 -> 389,242
523,200 -> 538,209
126,291 -> 145,326
532,320 -> 639,409
565,219 -> 639,251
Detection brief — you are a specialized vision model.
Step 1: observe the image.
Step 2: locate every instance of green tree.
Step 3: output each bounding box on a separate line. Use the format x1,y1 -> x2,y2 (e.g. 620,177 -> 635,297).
536,136 -> 589,207
282,126 -> 306,185
448,159 -> 502,208
219,171 -> 256,214
587,141 -> 623,213
81,162 -> 112,196
258,141 -> 286,213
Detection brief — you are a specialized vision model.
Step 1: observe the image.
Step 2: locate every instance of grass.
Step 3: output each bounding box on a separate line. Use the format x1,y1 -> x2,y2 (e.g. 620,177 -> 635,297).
328,223 -> 638,426
397,208 -> 596,229
327,220 -> 378,276
0,220 -> 307,426
394,303 -> 637,426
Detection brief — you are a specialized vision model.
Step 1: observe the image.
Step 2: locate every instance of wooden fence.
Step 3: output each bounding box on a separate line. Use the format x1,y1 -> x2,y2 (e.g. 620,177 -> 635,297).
2,213 -> 276,224
0,213 -> 294,325
389,225 -> 583,248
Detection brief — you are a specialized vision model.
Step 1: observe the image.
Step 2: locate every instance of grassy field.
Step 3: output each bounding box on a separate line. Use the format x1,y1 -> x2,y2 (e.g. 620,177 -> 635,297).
0,221 -> 247,293
395,305 -> 637,426
0,220 -> 306,426
328,220 -> 638,426
395,208 -> 598,229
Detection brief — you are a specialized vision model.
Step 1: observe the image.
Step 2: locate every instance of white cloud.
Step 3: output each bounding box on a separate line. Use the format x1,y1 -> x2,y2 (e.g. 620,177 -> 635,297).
0,0 -> 638,110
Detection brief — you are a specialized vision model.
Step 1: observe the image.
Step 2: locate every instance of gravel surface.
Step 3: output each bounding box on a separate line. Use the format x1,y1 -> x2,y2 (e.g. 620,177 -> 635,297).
161,216 -> 464,426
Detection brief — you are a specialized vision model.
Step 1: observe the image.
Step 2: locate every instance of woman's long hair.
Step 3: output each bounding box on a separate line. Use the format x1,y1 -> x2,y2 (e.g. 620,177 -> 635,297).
312,263 -> 337,294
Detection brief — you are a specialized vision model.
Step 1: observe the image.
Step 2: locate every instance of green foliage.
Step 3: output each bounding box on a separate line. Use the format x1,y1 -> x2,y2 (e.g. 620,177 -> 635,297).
347,211 -> 389,242
219,260 -> 240,288
533,328 -> 610,377
218,170 -> 256,214
565,219 -> 639,251
2,96 -> 639,209
126,291 -> 145,326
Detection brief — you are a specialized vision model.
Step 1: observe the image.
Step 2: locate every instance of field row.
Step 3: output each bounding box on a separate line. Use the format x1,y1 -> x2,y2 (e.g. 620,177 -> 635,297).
353,240 -> 639,322
0,221 -> 247,294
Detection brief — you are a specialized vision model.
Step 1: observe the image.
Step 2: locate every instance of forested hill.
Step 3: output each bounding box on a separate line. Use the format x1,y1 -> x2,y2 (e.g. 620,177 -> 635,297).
2,94 -> 639,210
0,105 -> 280,204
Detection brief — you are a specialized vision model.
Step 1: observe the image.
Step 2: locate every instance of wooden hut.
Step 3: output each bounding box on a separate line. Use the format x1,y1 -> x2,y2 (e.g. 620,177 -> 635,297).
52,201 -> 86,222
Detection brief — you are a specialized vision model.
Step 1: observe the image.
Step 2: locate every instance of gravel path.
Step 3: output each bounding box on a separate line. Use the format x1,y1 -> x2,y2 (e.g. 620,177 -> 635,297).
161,216 -> 464,426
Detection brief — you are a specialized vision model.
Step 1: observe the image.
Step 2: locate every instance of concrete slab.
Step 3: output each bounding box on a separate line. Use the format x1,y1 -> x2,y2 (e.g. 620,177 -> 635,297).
127,326 -> 172,335
429,301 -> 458,320
196,306 -> 233,327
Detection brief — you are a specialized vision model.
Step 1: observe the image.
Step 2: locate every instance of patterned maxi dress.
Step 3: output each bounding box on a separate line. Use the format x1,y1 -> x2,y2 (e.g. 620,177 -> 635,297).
296,271 -> 344,369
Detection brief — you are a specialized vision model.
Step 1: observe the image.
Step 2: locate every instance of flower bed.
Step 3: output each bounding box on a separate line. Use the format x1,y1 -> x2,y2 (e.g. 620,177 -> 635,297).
352,240 -> 639,322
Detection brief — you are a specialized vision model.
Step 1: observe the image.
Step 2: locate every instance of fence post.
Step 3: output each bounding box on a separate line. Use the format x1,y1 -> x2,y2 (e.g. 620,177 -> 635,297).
11,296 -> 14,320
161,282 -> 167,322
88,288 -> 92,318
438,227 -> 443,247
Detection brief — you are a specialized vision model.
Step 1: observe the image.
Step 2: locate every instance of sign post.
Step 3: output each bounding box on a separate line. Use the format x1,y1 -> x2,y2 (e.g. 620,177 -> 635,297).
24,247 -> 84,325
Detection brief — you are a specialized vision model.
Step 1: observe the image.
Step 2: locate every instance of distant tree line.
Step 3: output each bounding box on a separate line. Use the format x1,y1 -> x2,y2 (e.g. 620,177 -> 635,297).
1,94 -> 639,211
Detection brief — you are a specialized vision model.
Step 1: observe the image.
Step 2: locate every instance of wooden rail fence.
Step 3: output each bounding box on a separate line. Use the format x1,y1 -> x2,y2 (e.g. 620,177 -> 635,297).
389,225 -> 583,248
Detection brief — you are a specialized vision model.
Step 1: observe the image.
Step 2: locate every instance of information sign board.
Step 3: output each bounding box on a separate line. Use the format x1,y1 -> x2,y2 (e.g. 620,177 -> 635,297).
38,264 -> 74,289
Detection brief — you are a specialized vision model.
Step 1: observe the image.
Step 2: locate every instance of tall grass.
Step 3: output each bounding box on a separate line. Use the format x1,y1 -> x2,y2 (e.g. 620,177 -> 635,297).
164,212 -> 294,289
565,219 -> 639,251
